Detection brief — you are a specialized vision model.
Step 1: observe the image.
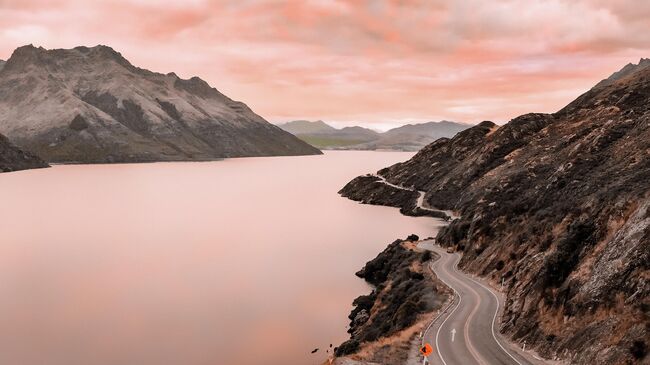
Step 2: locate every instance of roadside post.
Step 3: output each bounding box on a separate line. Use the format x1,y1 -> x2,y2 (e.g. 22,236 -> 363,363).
420,343 -> 433,365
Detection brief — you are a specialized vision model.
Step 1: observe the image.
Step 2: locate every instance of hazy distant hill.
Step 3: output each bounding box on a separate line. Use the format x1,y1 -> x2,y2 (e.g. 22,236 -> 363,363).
0,45 -> 321,163
277,120 -> 469,151
278,120 -> 379,148
278,120 -> 337,134
356,121 -> 470,151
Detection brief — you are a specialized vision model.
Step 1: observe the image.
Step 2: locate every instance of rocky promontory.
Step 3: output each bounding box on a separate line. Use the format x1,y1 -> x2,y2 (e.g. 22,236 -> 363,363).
335,237 -> 448,364
0,133 -> 48,173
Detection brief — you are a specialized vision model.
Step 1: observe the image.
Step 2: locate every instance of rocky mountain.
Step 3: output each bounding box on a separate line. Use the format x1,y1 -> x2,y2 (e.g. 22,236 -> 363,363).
278,120 -> 469,151
340,59 -> 650,364
0,60 -> 5,72
0,132 -> 48,173
0,45 -> 321,163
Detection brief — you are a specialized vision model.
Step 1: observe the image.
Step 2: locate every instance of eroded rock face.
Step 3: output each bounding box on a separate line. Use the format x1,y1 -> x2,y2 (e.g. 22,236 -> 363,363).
0,133 -> 48,173
0,45 -> 321,163
339,60 -> 650,365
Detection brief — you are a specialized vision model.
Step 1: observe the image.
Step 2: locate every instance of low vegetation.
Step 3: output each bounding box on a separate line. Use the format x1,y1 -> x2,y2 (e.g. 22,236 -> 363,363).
336,238 -> 445,361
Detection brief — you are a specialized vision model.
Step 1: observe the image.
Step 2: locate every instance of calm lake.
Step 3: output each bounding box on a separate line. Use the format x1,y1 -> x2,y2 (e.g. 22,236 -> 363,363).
0,151 -> 444,365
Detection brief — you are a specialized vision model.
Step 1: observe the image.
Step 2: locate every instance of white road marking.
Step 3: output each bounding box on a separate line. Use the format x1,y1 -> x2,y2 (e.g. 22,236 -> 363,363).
434,258 -> 463,365
369,174 -> 456,218
451,328 -> 456,342
464,274 -> 525,365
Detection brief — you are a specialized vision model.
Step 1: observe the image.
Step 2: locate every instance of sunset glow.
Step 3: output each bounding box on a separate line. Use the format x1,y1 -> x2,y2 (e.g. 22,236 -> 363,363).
1,0 -> 649,128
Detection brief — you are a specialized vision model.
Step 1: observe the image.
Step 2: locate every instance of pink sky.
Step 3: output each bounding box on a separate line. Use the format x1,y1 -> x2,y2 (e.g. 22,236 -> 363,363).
1,0 -> 649,129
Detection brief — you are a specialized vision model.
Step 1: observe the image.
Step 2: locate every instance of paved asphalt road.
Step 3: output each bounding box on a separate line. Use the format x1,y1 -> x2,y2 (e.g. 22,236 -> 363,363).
418,241 -> 548,365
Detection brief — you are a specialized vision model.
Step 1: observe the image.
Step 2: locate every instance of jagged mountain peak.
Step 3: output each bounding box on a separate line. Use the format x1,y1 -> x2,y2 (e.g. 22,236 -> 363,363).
593,57 -> 650,88
559,57 -> 650,116
3,44 -> 219,94
3,43 -> 135,75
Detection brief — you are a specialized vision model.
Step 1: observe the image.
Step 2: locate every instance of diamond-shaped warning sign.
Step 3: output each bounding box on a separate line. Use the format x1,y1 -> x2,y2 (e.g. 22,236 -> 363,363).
420,343 -> 433,356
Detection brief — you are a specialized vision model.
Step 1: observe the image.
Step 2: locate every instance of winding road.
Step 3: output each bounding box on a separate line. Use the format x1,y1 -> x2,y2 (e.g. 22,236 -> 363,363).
417,241 -> 548,365
370,174 -> 458,219
370,173 -> 547,364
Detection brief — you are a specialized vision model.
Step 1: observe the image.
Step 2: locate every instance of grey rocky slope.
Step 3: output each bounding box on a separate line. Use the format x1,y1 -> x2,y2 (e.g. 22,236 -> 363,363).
0,132 -> 48,172
278,120 -> 469,151
0,45 -> 321,163
340,59 -> 650,365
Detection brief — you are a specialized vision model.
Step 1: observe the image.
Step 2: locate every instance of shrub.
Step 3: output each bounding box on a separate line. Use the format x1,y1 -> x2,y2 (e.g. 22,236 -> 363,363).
407,234 -> 420,241
541,219 -> 596,287
496,260 -> 505,271
335,339 -> 359,356
420,251 -> 432,262
630,340 -> 647,360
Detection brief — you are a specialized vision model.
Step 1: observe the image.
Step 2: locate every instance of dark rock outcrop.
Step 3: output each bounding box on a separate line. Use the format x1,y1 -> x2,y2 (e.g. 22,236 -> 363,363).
339,59 -> 650,365
336,239 -> 444,360
0,45 -> 321,163
0,133 -> 48,173
339,174 -> 421,215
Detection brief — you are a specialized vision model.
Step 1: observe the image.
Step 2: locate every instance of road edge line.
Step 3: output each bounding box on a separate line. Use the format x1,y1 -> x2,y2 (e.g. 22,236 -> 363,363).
464,275 -> 525,365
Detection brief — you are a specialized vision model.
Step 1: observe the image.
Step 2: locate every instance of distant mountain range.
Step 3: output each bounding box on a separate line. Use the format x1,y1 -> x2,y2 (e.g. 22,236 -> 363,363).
277,120 -> 470,151
0,45 -> 320,164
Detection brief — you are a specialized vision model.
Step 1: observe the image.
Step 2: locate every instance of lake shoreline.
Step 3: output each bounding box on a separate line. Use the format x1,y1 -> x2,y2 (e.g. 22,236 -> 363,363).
0,151 -> 437,365
330,237 -> 451,365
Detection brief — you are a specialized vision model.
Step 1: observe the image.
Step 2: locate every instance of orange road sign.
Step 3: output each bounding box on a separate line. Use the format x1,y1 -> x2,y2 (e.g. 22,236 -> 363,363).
420,343 -> 433,356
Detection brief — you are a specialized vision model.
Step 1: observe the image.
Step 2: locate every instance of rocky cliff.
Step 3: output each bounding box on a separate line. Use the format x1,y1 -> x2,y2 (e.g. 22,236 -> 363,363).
340,59 -> 650,364
0,45 -> 321,163
0,133 -> 48,172
336,237 -> 447,364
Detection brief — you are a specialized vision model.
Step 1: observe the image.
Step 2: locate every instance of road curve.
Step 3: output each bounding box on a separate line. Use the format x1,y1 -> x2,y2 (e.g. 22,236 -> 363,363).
369,174 -> 457,219
418,241 -> 547,365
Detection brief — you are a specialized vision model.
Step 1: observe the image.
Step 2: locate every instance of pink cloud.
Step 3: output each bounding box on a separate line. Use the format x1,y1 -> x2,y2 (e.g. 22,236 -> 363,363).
0,0 -> 649,127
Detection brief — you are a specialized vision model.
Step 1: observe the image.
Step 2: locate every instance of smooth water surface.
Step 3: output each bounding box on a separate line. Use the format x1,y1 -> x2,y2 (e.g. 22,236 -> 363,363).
0,151 -> 444,365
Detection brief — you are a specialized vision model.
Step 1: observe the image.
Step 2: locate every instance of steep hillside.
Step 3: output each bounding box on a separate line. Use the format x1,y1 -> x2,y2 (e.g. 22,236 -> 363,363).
0,133 -> 48,172
340,59 -> 650,364
0,45 -> 321,163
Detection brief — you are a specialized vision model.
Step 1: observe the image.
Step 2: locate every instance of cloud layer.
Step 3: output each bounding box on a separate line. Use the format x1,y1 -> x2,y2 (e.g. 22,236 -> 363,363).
1,0 -> 649,127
